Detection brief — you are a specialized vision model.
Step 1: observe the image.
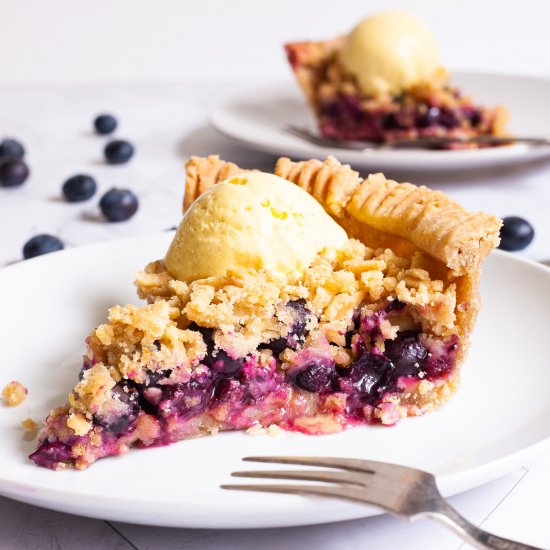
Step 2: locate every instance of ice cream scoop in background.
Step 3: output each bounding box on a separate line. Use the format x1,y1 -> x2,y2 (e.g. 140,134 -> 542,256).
340,10 -> 441,96
165,172 -> 348,282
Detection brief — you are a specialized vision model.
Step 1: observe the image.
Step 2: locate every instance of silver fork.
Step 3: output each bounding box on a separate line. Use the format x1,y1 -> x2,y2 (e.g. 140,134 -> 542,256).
222,456 -> 542,550
285,124 -> 550,150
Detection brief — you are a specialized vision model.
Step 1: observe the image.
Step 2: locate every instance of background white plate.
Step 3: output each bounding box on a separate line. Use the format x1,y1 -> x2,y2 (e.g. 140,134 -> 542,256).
211,72 -> 550,172
1,234 -> 550,529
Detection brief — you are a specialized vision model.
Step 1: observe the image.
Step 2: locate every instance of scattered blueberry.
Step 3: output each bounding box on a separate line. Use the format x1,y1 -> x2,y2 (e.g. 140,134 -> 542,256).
62,174 -> 97,202
0,138 -> 25,162
99,188 -> 139,222
23,234 -> 64,259
94,114 -> 117,135
499,216 -> 535,251
0,159 -> 29,187
104,139 -> 134,164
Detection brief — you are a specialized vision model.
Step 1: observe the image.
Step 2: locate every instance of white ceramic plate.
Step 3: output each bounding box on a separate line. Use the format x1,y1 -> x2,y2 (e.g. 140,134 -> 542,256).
211,72 -> 550,172
2,234 -> 550,528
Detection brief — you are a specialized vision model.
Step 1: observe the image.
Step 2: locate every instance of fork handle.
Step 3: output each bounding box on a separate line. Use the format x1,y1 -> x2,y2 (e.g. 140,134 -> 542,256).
428,500 -> 542,549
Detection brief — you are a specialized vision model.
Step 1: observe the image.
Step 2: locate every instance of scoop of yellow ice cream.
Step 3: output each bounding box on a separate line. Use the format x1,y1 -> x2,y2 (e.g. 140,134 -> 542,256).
165,172 -> 348,282
340,11 -> 440,96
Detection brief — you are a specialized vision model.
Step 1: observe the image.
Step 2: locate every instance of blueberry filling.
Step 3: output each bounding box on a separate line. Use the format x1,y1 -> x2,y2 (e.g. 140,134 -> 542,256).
424,336 -> 459,378
29,441 -> 72,469
265,299 -> 312,354
320,93 -> 489,142
338,352 -> 390,399
30,301 -> 461,468
293,358 -> 335,393
385,331 -> 428,377
93,384 -> 140,434
157,376 -> 214,420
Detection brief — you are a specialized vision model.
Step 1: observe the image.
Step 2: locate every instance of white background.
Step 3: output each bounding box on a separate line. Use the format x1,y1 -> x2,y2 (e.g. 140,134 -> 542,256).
1,0 -> 549,84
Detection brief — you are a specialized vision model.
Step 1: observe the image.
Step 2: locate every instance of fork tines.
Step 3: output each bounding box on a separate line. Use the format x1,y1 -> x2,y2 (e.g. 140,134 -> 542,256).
221,455 -> 427,510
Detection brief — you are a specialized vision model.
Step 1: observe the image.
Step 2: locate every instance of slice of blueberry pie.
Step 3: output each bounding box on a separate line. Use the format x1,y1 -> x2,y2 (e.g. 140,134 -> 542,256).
30,155 -> 501,470
285,11 -> 509,145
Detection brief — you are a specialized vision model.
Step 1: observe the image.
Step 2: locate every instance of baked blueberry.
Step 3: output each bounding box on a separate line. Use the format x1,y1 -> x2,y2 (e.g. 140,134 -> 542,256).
0,159 -> 29,187
417,106 -> 441,128
294,360 -> 334,392
104,140 -> 134,164
23,234 -> 64,259
99,188 -> 139,222
267,299 -> 312,354
0,138 -> 25,162
384,331 -> 427,377
29,441 -> 72,469
62,174 -> 97,202
94,114 -> 117,135
203,348 -> 244,376
498,216 -> 534,251
338,352 -> 390,399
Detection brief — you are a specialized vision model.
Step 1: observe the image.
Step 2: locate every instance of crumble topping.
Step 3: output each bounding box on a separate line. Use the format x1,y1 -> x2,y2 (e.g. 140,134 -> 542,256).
21,418 -> 39,442
2,381 -> 28,406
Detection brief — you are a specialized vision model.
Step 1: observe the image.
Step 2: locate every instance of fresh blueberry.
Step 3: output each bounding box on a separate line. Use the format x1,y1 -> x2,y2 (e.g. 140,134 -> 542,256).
0,159 -> 29,187
104,140 -> 134,164
0,138 -> 25,162
62,174 -> 97,202
384,331 -> 427,377
23,234 -> 64,259
99,188 -> 139,222
498,216 -> 535,251
294,359 -> 334,392
94,114 -> 117,135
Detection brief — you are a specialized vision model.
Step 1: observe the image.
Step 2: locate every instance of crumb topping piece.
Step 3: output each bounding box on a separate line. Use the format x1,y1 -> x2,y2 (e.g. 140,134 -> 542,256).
2,381 -> 28,406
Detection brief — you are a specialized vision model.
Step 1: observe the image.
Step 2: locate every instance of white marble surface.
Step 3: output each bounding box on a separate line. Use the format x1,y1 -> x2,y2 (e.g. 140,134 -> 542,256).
1,81 -> 550,549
